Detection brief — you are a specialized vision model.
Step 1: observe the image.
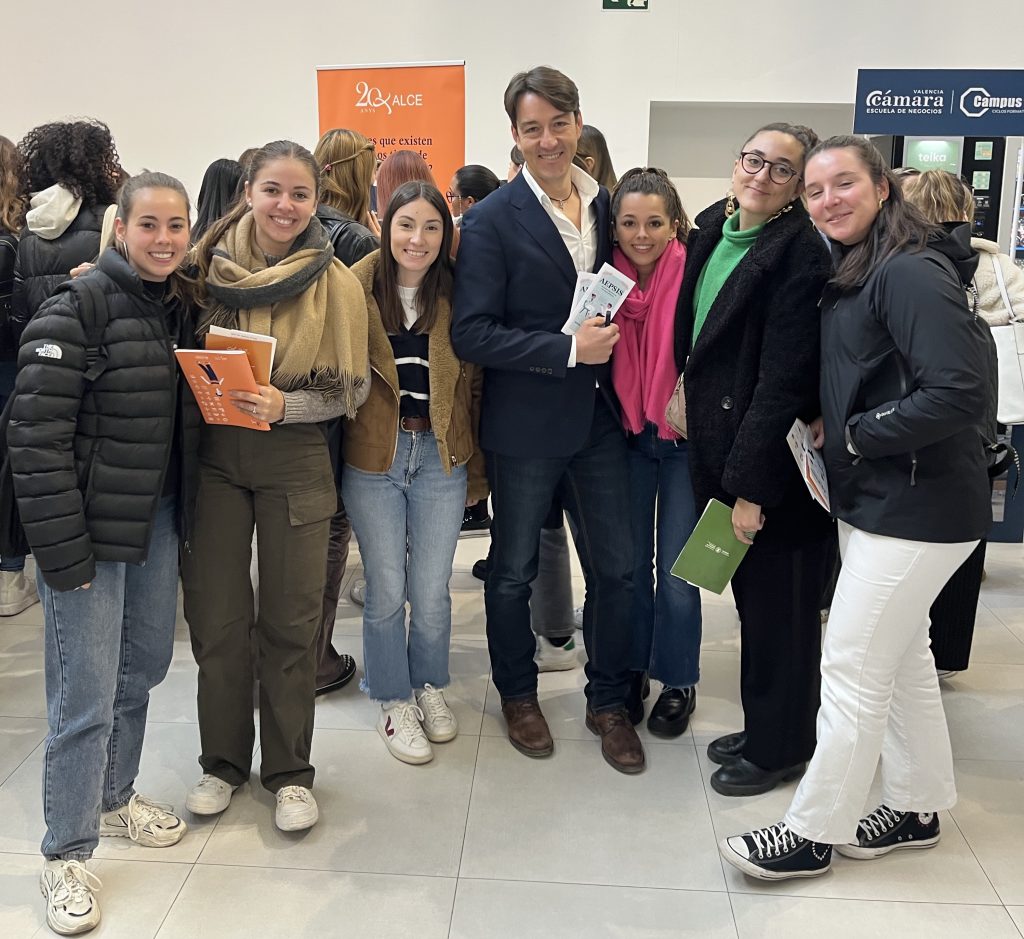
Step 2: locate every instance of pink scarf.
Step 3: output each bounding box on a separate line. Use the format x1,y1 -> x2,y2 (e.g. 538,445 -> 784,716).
610,239 -> 686,439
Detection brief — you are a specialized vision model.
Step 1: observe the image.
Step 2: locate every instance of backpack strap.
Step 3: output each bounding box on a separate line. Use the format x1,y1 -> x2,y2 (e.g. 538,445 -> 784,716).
65,276 -> 110,383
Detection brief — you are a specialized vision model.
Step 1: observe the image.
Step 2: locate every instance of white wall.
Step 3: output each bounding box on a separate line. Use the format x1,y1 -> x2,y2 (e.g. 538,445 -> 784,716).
5,0 -> 1021,205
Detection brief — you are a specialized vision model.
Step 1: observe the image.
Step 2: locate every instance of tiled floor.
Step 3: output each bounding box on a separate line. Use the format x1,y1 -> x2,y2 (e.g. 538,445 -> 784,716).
2,535 -> 1023,938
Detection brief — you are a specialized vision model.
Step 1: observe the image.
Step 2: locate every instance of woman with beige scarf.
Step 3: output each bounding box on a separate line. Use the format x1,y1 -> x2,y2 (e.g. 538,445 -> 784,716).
182,140 -> 368,833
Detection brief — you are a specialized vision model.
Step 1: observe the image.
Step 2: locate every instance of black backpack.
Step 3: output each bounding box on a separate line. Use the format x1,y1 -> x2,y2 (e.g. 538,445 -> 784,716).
0,276 -> 110,557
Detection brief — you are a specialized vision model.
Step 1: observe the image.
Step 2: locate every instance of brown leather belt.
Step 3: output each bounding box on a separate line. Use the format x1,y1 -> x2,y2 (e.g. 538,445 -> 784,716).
400,416 -> 431,432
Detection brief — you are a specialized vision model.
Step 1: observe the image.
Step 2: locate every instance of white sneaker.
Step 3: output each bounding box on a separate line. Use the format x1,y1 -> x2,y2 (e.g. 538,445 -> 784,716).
185,774 -> 238,815
573,605 -> 584,630
350,579 -> 366,607
535,635 -> 579,672
99,793 -> 187,847
275,785 -> 319,831
0,569 -> 39,616
40,859 -> 102,935
416,684 -> 458,743
377,702 -> 433,764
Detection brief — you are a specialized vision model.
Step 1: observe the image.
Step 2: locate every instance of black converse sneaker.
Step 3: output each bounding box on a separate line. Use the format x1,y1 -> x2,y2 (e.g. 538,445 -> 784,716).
719,821 -> 832,881
835,805 -> 940,860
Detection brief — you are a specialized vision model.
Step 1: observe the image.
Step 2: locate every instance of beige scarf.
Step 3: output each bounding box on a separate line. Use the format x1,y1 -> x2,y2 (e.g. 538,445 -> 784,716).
203,213 -> 367,415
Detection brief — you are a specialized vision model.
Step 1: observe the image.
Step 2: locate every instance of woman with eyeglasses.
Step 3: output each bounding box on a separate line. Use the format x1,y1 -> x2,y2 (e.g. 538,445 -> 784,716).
673,123 -> 835,797
447,165 -> 500,227
720,135 -> 990,882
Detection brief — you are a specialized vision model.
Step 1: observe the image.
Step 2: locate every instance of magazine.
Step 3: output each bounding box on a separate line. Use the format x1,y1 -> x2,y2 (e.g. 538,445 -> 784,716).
175,349 -> 270,431
786,418 -> 830,512
561,263 -> 635,335
205,325 -> 276,386
670,499 -> 751,594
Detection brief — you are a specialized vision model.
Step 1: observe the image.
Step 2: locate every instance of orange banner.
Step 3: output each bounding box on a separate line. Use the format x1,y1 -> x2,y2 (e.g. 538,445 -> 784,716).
316,62 -> 465,201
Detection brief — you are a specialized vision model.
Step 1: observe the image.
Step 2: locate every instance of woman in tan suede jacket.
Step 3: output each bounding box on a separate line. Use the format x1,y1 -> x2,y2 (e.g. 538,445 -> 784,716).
342,181 -> 485,765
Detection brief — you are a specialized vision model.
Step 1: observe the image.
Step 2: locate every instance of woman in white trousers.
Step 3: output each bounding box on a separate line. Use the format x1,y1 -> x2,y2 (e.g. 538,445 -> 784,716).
720,135 -> 993,881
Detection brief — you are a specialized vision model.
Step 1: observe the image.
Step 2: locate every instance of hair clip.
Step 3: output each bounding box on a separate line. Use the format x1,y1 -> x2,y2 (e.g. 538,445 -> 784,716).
321,162 -> 333,174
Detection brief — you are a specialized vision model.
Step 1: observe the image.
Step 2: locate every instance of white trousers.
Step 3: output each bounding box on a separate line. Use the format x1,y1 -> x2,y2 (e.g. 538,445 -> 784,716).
784,522 -> 977,844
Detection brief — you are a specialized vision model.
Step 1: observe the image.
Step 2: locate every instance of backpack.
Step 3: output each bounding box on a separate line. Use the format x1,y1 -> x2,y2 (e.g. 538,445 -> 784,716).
0,276 -> 110,557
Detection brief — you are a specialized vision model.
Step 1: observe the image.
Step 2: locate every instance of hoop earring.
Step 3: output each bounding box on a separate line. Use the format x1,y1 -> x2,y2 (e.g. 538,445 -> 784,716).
117,239 -> 129,262
878,198 -> 885,210
725,190 -> 736,217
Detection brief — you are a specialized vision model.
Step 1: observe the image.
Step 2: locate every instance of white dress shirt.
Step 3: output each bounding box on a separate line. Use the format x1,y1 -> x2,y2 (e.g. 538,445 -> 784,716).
521,164 -> 600,367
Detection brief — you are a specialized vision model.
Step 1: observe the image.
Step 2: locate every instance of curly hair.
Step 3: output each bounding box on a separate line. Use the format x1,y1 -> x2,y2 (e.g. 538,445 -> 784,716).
18,119 -> 122,208
0,135 -> 26,233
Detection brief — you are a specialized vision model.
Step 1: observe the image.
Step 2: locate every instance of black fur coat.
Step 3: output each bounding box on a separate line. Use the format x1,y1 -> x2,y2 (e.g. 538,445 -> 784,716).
674,198 -> 833,545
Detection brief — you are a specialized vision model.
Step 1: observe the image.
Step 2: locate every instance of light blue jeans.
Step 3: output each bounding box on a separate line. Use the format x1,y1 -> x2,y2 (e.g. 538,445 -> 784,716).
39,496 -> 179,860
343,430 -> 467,702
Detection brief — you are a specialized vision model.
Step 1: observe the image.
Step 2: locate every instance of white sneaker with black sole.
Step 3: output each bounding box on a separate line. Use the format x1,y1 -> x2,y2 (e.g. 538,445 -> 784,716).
185,774 -> 238,815
40,859 -> 102,935
275,785 -> 319,831
535,636 -> 579,672
416,684 -> 458,742
720,821 -> 832,881
378,701 -> 433,764
99,793 -> 187,847
835,805 -> 940,859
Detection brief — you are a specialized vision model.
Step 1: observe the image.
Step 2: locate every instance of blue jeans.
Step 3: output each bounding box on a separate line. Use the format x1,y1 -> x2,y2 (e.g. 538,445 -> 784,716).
627,425 -> 702,689
485,395 -> 634,711
343,430 -> 467,702
39,496 -> 179,860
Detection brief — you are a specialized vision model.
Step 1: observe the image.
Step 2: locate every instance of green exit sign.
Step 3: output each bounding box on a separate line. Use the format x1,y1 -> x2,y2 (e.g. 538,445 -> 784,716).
604,0 -> 649,8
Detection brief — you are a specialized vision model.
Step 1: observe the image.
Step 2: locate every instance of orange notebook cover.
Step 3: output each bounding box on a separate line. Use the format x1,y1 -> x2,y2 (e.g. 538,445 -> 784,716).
175,349 -> 270,431
205,326 -> 276,385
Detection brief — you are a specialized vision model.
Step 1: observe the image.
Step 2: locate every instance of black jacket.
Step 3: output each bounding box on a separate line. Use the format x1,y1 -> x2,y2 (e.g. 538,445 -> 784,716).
8,248 -> 200,591
674,199 -> 833,544
0,229 -> 17,361
451,171 -> 617,458
316,205 -> 379,268
820,224 -> 991,542
12,203 -> 106,344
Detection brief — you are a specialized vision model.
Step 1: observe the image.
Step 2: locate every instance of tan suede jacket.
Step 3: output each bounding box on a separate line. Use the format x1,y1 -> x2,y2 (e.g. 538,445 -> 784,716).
343,252 -> 487,502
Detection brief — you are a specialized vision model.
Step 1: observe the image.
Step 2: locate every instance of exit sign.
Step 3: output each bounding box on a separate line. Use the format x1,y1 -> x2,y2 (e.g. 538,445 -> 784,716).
603,0 -> 649,8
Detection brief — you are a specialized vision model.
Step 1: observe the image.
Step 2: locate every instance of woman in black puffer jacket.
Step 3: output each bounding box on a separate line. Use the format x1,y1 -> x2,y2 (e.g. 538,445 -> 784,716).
10,172 -> 200,935
11,119 -> 122,342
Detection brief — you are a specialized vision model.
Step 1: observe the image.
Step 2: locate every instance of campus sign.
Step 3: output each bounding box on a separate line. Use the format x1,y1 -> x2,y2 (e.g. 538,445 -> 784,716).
854,69 -> 1024,136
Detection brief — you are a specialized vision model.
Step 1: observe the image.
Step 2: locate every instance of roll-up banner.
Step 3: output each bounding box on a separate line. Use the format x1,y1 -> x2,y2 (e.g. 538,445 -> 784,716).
854,69 -> 1024,136
316,61 -> 466,198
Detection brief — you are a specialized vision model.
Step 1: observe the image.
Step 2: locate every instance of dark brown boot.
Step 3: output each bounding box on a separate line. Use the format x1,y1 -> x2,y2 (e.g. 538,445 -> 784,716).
586,708 -> 646,774
501,695 -> 554,758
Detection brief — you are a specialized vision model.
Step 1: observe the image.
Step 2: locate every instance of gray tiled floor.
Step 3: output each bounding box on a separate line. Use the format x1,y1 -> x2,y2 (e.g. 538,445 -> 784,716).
1,537 -> 1023,938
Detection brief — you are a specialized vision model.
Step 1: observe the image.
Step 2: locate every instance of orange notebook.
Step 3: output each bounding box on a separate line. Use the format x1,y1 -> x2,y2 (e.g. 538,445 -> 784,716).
175,349 -> 270,431
205,325 -> 276,385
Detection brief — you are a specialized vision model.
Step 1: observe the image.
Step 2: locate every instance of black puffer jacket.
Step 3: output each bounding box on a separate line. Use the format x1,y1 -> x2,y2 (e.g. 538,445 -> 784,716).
0,229 -> 17,361
8,248 -> 200,591
674,198 -> 833,545
11,201 -> 106,343
820,223 -> 991,542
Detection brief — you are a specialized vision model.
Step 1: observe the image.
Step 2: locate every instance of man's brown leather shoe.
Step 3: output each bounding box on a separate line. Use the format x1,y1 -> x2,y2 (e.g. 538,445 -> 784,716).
501,695 -> 554,757
586,708 -> 646,774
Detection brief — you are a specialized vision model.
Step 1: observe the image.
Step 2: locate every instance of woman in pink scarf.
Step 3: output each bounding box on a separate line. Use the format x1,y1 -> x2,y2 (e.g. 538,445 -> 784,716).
609,168 -> 701,738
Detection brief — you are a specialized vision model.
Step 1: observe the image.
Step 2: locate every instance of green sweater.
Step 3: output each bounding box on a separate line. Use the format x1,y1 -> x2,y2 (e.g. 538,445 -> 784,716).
691,213 -> 765,345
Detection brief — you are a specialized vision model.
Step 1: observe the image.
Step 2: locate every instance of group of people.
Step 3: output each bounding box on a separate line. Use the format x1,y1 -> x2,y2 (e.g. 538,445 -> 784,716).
0,61 -> 1013,935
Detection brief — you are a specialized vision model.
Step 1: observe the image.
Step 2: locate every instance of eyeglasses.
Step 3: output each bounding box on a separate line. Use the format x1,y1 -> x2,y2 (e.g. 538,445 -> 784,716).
446,191 -> 463,204
738,152 -> 800,185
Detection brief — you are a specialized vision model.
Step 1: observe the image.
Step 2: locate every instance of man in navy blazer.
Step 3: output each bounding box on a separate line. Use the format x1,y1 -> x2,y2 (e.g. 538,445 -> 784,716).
451,66 -> 644,774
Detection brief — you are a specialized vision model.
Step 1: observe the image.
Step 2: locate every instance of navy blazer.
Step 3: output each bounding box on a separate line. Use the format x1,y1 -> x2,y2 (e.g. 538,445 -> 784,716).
451,171 -> 614,458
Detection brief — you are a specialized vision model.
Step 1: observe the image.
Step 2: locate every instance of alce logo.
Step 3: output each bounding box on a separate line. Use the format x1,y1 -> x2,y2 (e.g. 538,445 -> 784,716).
355,80 -> 423,116
960,86 -> 1024,118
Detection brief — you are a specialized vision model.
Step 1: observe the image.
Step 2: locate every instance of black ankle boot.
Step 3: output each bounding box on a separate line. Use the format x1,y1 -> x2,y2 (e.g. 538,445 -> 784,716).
707,731 -> 746,765
647,686 -> 696,738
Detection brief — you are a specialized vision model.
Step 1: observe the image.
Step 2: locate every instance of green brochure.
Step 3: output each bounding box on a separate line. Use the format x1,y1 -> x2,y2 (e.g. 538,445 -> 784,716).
670,499 -> 751,595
